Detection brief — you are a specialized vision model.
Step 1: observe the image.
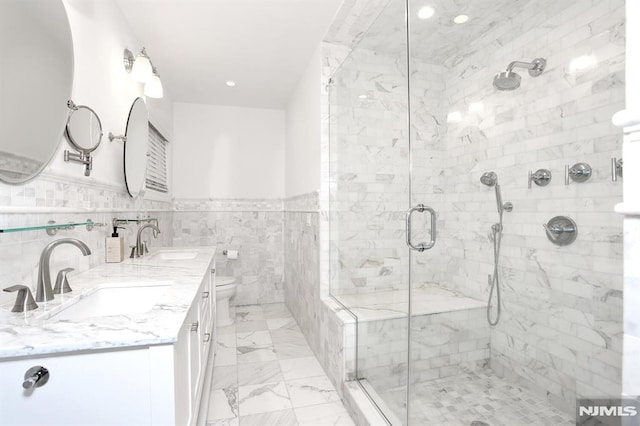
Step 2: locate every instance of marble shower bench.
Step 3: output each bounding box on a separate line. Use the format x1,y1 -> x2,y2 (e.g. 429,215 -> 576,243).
335,284 -> 490,387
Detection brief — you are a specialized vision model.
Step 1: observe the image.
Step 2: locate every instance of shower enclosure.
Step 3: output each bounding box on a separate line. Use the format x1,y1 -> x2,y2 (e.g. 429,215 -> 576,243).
328,0 -> 624,424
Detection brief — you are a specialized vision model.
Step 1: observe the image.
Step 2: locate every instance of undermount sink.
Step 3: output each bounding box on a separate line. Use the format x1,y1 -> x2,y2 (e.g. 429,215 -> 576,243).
149,249 -> 199,260
49,283 -> 170,321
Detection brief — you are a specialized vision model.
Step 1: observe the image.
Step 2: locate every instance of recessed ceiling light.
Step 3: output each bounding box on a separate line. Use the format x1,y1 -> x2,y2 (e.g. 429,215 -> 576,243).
453,15 -> 469,24
468,102 -> 484,113
418,6 -> 435,20
225,81 -> 236,87
358,94 -> 368,99
447,111 -> 462,123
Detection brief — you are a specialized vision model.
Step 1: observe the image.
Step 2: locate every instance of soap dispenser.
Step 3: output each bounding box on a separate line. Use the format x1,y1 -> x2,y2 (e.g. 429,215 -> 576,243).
105,226 -> 125,263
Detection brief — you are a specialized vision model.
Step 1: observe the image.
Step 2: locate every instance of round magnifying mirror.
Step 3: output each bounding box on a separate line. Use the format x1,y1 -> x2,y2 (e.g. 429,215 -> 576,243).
124,97 -> 149,198
65,103 -> 103,154
0,0 -> 74,184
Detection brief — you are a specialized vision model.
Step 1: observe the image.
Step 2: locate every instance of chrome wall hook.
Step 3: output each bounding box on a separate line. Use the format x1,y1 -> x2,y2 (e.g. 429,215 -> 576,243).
528,169 -> 551,188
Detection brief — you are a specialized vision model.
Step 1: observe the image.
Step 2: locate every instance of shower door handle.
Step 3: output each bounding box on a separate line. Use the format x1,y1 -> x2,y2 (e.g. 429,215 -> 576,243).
406,204 -> 436,252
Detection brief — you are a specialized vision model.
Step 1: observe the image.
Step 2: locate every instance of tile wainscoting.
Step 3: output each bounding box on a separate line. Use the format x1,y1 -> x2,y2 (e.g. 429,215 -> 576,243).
0,172 -> 173,306
172,198 -> 285,306
283,192 -> 356,398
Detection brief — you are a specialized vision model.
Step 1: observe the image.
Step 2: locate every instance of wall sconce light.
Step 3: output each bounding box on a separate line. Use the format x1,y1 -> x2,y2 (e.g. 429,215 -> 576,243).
144,67 -> 164,98
123,48 -> 163,99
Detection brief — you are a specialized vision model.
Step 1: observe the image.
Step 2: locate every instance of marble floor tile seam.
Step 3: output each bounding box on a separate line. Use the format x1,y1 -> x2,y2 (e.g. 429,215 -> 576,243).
207,303 -> 355,426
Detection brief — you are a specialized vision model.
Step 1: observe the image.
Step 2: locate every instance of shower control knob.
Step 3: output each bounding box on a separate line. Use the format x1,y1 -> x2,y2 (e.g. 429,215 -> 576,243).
565,163 -> 592,185
22,366 -> 49,389
543,216 -> 577,246
528,169 -> 551,188
612,157 -> 623,182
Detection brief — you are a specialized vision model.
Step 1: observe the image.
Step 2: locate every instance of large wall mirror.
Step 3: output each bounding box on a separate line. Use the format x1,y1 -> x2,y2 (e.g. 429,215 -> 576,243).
124,98 -> 149,198
0,0 -> 74,184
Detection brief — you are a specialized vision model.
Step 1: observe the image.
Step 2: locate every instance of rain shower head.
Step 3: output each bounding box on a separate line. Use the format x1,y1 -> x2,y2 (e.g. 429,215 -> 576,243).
493,57 -> 546,91
480,171 -> 498,187
493,71 -> 521,91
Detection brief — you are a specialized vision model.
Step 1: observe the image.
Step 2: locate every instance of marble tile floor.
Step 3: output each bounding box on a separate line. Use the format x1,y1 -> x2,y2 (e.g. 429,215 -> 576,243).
206,303 -> 355,426
372,368 -> 573,426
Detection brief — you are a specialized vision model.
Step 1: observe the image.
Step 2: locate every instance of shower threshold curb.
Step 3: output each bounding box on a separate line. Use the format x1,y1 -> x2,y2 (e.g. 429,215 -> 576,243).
344,379 -> 396,426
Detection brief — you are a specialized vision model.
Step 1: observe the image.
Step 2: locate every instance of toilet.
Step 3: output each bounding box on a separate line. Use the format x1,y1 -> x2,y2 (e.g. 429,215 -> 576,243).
215,276 -> 237,326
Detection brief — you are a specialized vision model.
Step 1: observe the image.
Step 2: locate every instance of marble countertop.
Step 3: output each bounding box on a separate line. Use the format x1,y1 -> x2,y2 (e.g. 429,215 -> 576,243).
0,246 -> 216,359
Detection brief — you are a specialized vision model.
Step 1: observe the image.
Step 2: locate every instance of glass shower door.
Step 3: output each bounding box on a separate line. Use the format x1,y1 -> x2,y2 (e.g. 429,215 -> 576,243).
327,0 -> 414,423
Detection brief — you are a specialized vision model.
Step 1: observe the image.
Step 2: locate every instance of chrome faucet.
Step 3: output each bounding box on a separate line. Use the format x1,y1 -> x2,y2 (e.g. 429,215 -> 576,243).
134,224 -> 161,258
36,238 -> 91,302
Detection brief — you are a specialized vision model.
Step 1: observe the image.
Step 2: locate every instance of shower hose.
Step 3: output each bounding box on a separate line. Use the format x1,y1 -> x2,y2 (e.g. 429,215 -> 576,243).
487,220 -> 503,326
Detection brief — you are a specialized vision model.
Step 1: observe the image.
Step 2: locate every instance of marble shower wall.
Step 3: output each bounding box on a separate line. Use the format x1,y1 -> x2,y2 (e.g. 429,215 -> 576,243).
438,0 -> 624,412
326,0 -> 450,297
0,173 -> 173,306
328,41 -> 411,297
172,198 -> 285,306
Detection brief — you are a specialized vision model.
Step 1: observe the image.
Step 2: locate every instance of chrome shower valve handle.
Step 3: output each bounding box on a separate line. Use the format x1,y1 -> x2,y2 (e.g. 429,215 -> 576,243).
565,162 -> 592,185
611,157 -> 623,182
528,169 -> 551,188
543,216 -> 577,245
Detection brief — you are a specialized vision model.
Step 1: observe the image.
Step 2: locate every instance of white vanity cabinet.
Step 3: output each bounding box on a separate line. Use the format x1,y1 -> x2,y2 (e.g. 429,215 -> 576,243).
174,261 -> 216,425
0,256 -> 217,426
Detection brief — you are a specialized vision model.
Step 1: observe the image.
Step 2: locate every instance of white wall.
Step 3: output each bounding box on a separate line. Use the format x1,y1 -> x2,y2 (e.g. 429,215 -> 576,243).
47,0 -> 173,200
285,44 -> 322,197
621,0 -> 640,406
172,103 -> 285,199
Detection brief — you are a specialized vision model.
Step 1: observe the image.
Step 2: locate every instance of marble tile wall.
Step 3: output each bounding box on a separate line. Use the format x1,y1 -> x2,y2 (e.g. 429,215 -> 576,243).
357,307 -> 490,391
0,152 -> 41,181
442,0 -> 625,413
0,172 -> 172,306
327,44 -> 412,297
323,0 -> 392,54
283,193 -> 320,339
283,192 -> 357,396
172,198 -> 285,306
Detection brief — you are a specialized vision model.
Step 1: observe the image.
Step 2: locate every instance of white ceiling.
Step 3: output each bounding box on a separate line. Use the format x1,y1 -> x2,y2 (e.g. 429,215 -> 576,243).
115,0 -> 342,109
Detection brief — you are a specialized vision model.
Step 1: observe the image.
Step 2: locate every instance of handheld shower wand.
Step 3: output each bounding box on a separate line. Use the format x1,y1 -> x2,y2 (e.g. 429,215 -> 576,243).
479,171 -> 512,326
479,172 -> 512,216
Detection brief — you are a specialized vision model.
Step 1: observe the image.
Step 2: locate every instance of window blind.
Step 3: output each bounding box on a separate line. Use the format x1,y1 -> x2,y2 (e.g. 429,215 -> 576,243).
146,123 -> 169,193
